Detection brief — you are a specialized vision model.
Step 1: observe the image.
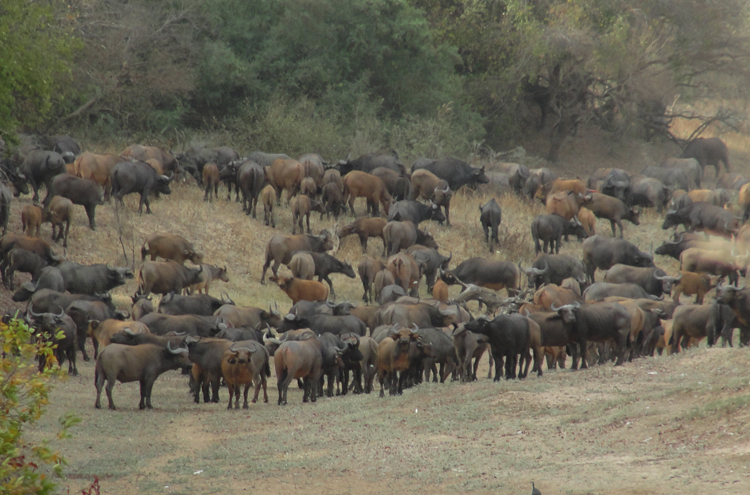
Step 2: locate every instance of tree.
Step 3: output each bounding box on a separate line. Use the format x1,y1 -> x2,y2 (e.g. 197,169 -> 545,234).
0,0 -> 79,139
0,317 -> 79,494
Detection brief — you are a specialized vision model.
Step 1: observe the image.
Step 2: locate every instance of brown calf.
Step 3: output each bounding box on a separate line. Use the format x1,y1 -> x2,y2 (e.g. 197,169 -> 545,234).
221,341 -> 269,409
338,217 -> 387,255
21,205 -> 43,237
47,196 -> 74,247
672,270 -> 718,304
300,177 -> 317,197
260,185 -> 277,227
270,275 -> 329,305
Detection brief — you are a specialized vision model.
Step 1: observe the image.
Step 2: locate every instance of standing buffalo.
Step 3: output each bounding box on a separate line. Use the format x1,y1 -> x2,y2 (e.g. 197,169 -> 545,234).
531,214 -> 588,254
442,258 -> 521,295
387,200 -> 445,226
479,198 -> 502,252
582,235 -> 654,283
74,152 -> 121,199
336,152 -> 406,176
411,158 -> 489,191
141,232 -> 203,265
44,174 -> 104,230
58,261 -> 133,295
176,145 -> 239,184
21,150 -> 66,203
680,137 -> 729,175
121,145 -> 179,174
260,231 -> 334,284
136,261 -> 204,297
111,161 -> 173,214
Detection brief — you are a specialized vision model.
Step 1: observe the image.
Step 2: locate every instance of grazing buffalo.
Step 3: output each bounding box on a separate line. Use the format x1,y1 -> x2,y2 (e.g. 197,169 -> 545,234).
121,145 -> 179,174
336,152 -> 406,176
479,198 -> 502,252
44,174 -> 104,230
136,261 -> 204,296
338,217 -> 387,255
58,261 -> 133,295
629,177 -> 670,213
585,192 -> 640,238
213,304 -> 283,329
111,161 -> 173,214
158,292 -> 234,316
681,137 -> 729,175
387,200 -> 445,226
141,232 -> 203,265
582,235 -> 654,283
383,221 -> 437,257
662,202 -> 739,238
260,231 -> 334,284
270,276 -> 329,305
603,264 -> 680,298
3,248 -> 48,290
531,214 -> 588,254
411,158 -> 489,191
583,282 -> 653,302
306,252 -> 356,296
520,254 -> 586,290
643,164 -> 691,192
342,171 -> 392,217
442,257 -> 521,295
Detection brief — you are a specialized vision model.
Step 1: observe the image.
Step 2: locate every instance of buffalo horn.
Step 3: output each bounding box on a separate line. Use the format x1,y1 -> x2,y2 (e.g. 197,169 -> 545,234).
167,341 -> 188,355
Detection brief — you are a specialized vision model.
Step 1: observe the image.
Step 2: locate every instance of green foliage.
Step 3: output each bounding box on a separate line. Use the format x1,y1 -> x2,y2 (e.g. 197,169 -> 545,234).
0,0 -> 79,138
199,0 -> 471,121
0,317 -> 80,494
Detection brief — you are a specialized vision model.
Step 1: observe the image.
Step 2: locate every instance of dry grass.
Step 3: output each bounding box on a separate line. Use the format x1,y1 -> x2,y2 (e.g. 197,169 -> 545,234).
7,124 -> 750,494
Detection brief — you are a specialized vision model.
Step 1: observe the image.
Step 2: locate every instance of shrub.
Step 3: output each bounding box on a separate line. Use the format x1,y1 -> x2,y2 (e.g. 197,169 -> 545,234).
0,317 -> 79,495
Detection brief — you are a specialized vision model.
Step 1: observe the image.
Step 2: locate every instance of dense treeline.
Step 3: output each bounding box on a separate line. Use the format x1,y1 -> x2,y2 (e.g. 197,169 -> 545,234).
2,0 -> 750,160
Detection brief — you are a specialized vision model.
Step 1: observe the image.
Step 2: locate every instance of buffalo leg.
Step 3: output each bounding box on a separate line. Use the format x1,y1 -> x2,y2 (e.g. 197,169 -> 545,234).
242,383 -> 250,409
227,384 -> 236,409
358,234 -> 368,254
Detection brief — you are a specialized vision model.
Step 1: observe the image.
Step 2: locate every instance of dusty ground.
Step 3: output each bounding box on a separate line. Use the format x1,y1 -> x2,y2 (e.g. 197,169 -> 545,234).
7,121 -> 750,494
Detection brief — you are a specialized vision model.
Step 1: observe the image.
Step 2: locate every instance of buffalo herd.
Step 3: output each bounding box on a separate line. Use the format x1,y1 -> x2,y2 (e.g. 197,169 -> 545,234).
1,133 -> 749,411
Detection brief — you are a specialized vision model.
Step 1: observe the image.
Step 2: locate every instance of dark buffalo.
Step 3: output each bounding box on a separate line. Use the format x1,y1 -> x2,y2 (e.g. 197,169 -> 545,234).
58,261 -> 133,295
662,202 -> 739,238
238,161 -> 266,217
387,200 -> 446,226
66,299 -> 127,361
140,313 -> 226,337
551,301 -> 631,367
599,168 -> 631,202
479,198 -> 502,252
603,264 -> 681,298
407,247 -> 451,292
531,214 -> 588,254
21,150 -> 66,202
442,258 -> 521,295
583,282 -> 653,302
306,252 -> 356,297
641,165 -> 690,192
158,292 -> 234,316
27,307 -> 78,375
628,177 -> 670,213
42,174 -> 104,230
176,145 -> 239,184
681,137 -> 729,176
411,158 -> 489,191
336,152 -> 406,176
111,161 -> 173,214
12,266 -> 65,302
582,235 -> 654,283
520,253 -> 586,290
463,314 -> 538,380
279,313 -> 367,337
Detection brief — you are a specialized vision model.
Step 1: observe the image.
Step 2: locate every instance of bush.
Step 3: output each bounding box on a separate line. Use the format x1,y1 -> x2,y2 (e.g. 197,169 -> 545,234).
0,317 -> 79,495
